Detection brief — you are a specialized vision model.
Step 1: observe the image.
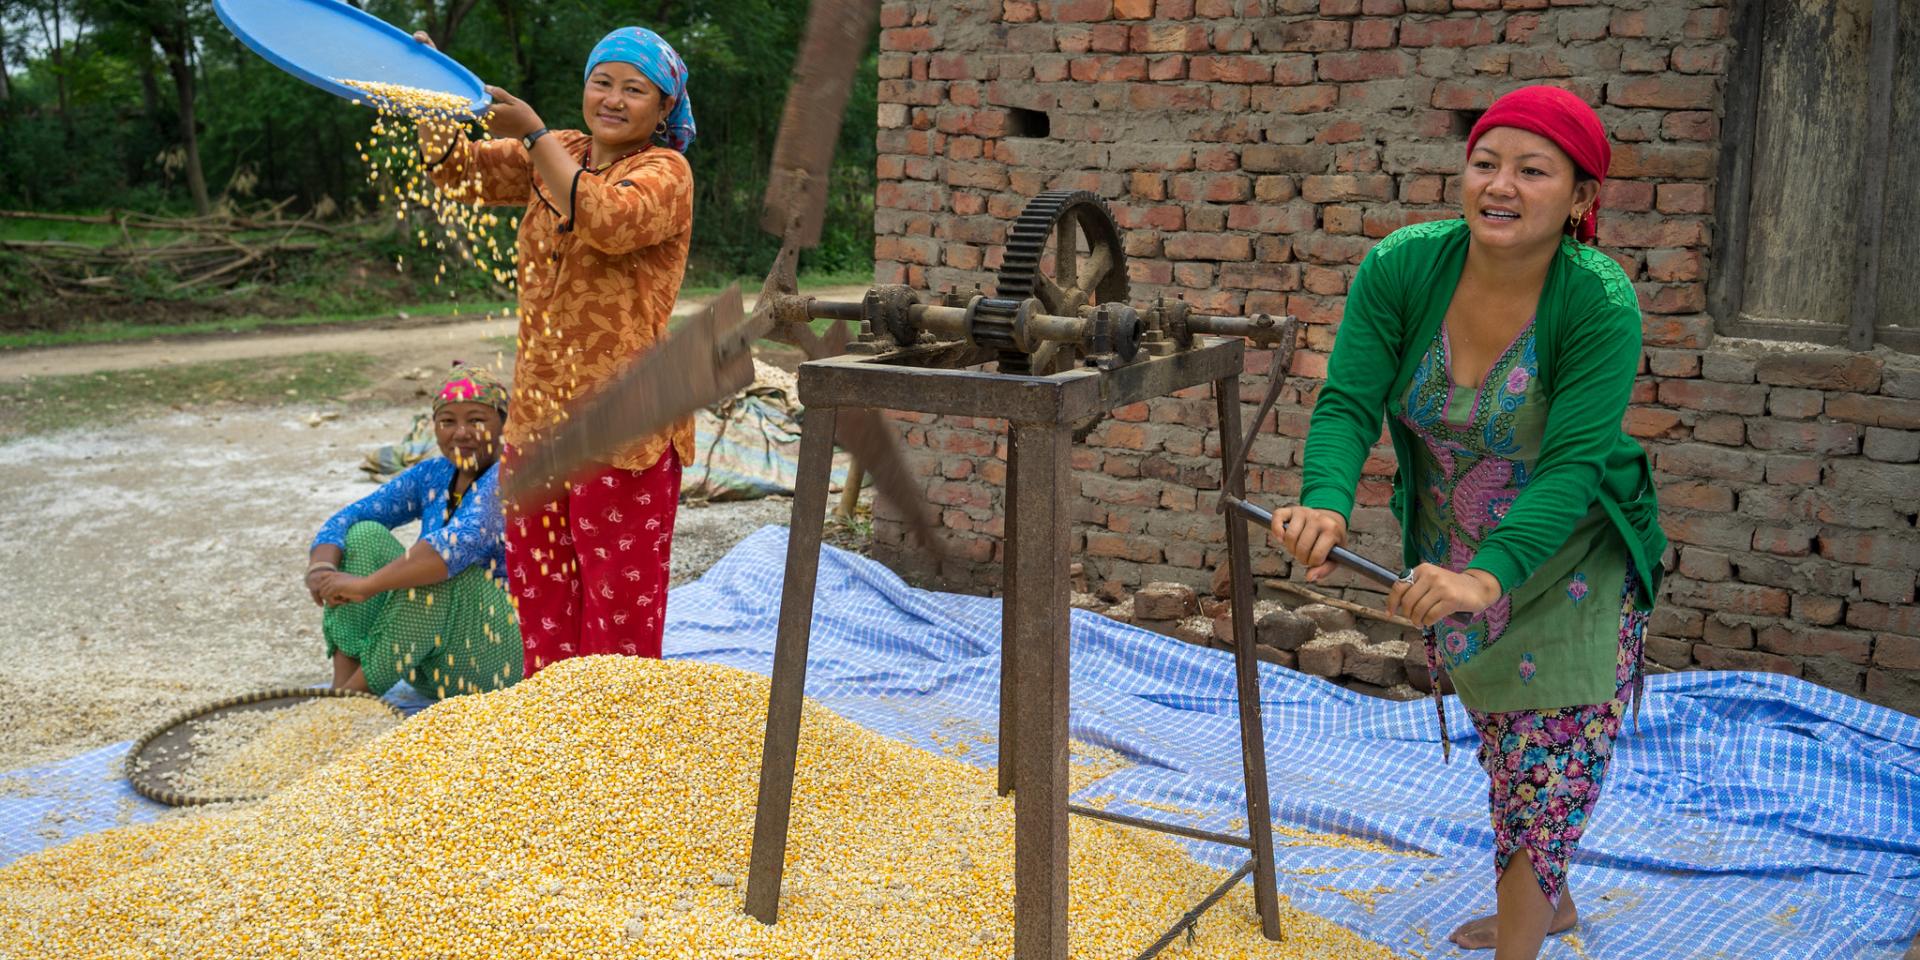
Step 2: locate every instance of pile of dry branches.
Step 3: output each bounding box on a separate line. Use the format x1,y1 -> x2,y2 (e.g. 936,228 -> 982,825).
0,202 -> 360,296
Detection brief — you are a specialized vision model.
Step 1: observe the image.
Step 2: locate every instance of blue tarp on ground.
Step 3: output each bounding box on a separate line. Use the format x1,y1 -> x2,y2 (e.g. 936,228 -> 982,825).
5,525 -> 1918,958
0,688 -> 435,869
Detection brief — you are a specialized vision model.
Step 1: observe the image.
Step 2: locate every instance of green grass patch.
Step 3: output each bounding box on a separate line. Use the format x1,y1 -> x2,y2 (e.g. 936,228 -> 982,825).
0,351 -> 380,439
0,214 -> 401,247
0,299 -> 517,351
0,217 -> 180,246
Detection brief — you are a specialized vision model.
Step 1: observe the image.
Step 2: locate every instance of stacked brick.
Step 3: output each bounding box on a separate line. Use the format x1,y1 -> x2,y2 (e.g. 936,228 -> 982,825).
1072,572 -> 1425,699
867,0 -> 1920,714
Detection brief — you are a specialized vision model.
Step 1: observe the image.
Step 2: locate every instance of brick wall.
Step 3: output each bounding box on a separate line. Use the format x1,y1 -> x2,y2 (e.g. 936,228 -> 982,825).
866,0 -> 1920,715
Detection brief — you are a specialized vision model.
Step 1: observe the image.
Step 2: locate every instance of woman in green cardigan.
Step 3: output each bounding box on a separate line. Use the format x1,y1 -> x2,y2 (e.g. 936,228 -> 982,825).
1271,86 -> 1665,959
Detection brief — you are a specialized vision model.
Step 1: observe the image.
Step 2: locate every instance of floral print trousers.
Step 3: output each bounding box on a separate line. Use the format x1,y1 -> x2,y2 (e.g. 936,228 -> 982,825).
505,447 -> 681,678
1462,576 -> 1647,907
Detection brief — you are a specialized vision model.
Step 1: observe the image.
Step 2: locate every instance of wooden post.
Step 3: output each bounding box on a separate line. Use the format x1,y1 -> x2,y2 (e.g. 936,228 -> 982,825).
835,457 -> 864,518
1708,0 -> 1768,329
1847,0 -> 1900,351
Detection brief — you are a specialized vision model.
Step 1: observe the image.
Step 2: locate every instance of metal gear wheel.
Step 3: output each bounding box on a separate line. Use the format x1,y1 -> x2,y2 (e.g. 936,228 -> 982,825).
992,190 -> 1129,374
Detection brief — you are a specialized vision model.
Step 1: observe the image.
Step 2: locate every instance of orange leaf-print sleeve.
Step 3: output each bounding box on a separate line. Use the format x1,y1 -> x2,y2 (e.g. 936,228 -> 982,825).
428,133 -> 532,207
568,150 -> 693,255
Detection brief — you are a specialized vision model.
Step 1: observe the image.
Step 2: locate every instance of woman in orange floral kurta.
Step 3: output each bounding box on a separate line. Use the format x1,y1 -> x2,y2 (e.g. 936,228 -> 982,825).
419,27 -> 696,675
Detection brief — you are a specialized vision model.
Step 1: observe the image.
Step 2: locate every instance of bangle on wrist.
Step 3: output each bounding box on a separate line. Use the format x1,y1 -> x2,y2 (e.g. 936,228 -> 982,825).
307,562 -> 338,574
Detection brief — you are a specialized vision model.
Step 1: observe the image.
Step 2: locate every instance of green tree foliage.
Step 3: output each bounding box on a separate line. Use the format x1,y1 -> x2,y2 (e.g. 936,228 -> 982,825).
0,0 -> 879,280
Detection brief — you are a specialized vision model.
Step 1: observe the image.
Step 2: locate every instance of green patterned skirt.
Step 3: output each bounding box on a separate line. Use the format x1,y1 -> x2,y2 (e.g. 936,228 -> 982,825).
322,521 -> 523,698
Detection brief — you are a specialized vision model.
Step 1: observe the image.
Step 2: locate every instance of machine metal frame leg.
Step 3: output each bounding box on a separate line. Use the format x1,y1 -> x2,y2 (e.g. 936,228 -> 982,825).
745,405 -> 840,923
1214,374 -> 1283,940
998,426 -> 1022,797
1005,421 -> 1073,960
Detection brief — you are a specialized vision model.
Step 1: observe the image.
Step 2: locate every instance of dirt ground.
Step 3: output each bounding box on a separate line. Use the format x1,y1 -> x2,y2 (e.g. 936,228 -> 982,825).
0,285 -> 870,383
0,292 -> 873,771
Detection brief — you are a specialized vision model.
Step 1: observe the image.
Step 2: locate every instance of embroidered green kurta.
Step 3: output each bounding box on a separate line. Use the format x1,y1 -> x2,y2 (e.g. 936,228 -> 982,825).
1301,219 -> 1664,712
1397,321 -> 1631,711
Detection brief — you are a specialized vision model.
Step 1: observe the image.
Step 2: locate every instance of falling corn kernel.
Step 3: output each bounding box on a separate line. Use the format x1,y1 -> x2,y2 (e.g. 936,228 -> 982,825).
336,78 -> 519,294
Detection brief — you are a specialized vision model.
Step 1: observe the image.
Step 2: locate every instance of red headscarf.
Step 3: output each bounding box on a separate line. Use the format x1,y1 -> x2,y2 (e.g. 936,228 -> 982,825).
1466,85 -> 1611,244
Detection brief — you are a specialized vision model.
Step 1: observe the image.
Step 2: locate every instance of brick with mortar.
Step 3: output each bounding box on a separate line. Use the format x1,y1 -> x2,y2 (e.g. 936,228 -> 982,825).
1858,569 -> 1918,605
1865,669 -> 1920,716
1650,606 -> 1705,639
1875,634 -> 1920,671
1656,442 -> 1764,482
1765,388 -> 1823,420
1755,352 -> 1884,393
1745,420 -> 1861,456
1694,644 -> 1799,676
1800,658 -> 1867,695
1862,427 -> 1920,463
1704,351 -> 1758,384
1758,625 -> 1866,664
1345,641 -> 1409,687
1823,460 -> 1920,503
1691,414 -> 1745,446
1826,394 -> 1920,431
1296,633 -> 1358,677
1646,636 -> 1693,669
1662,481 -> 1733,512
1658,379 -> 1766,415
1847,602 -> 1920,637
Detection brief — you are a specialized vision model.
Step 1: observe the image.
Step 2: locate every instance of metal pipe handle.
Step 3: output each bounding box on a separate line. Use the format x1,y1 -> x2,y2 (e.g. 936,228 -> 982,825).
1221,496 -> 1402,587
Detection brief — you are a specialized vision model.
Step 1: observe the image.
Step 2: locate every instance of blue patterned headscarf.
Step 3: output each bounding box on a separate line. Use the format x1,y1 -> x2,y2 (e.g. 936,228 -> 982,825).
584,27 -> 695,153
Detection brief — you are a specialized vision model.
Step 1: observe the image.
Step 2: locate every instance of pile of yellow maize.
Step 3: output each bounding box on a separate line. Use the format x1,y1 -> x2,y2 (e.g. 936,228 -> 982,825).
0,656 -> 1401,959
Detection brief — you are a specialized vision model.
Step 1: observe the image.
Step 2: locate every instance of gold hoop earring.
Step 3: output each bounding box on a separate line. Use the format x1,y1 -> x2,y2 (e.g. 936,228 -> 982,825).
655,120 -> 668,136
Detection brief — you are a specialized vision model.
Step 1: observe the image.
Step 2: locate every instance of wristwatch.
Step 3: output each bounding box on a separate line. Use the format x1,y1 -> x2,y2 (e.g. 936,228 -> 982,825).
521,127 -> 550,151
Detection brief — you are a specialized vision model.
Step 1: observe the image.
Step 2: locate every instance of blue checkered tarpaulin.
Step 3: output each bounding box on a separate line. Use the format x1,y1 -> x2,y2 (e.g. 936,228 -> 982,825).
5,525 -> 1917,958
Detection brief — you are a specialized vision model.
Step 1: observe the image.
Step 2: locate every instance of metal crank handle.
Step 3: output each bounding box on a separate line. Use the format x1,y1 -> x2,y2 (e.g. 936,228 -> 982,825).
1219,496 -> 1403,588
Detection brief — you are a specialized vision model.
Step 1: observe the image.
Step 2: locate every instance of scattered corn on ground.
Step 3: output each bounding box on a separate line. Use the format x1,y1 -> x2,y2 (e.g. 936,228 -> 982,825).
0,657 -> 1401,959
129,697 -> 402,798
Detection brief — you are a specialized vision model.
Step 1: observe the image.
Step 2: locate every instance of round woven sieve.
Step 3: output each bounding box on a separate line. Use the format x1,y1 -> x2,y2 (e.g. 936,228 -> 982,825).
126,687 -> 405,807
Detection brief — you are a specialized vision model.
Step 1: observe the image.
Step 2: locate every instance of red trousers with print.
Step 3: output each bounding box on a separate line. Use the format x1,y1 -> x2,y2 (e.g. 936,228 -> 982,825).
504,448 -> 680,678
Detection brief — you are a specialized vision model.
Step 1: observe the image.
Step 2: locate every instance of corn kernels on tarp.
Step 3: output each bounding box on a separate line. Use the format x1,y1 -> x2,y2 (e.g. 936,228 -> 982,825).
5,526 -> 1919,957
0,653 -> 1395,959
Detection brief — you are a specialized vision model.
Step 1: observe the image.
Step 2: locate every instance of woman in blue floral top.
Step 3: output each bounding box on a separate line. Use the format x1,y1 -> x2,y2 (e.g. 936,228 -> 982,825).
305,366 -> 522,699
